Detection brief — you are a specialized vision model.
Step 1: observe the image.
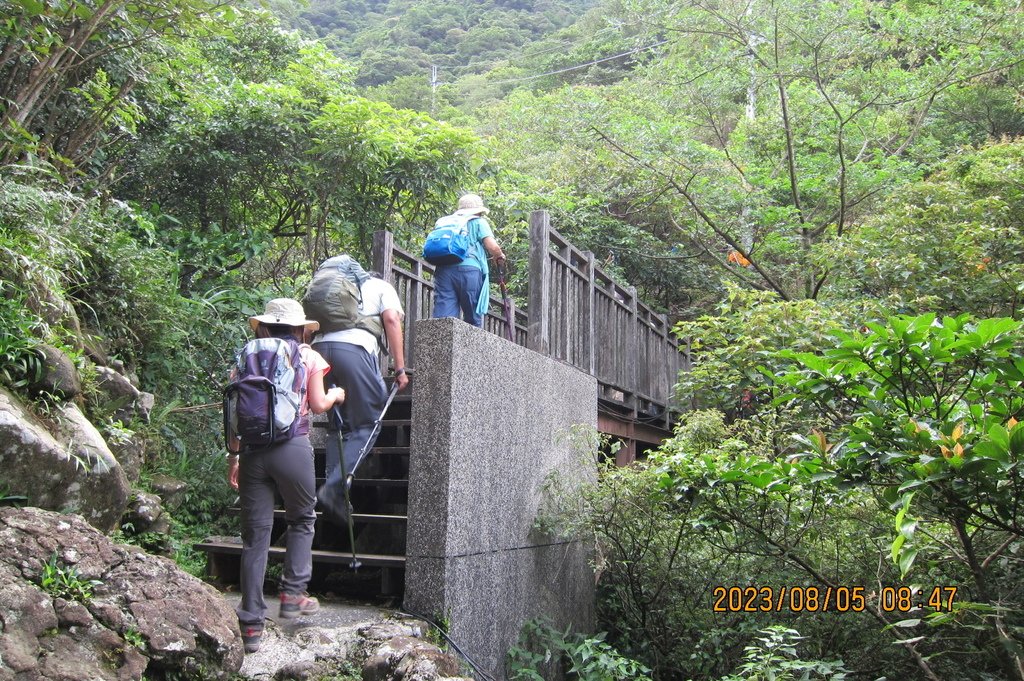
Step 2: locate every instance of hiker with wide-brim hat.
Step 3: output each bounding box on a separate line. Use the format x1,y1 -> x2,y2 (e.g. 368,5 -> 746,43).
226,297 -> 345,654
430,193 -> 506,327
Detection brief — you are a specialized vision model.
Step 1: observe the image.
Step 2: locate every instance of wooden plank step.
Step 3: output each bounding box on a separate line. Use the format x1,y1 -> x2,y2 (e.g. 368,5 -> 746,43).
271,510 -> 407,523
366,446 -> 410,455
309,445 -> 412,456
352,478 -> 408,488
312,419 -> 411,430
311,475 -> 407,485
225,507 -> 408,524
310,447 -> 410,457
194,539 -> 406,568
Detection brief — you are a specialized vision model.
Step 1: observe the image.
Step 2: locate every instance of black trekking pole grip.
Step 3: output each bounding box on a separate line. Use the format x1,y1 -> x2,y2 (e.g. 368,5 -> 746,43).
327,382 -> 344,428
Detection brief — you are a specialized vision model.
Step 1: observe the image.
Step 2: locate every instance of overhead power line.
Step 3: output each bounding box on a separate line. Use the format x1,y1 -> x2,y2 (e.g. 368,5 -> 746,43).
487,39 -> 669,85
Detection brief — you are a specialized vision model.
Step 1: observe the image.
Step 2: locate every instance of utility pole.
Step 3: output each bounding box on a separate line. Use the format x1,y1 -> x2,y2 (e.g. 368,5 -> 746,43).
430,64 -> 438,116
741,1 -> 761,256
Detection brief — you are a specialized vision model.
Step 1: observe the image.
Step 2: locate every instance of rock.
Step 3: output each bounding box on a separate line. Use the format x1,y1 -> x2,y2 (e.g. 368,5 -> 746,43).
363,635 -> 462,681
30,343 -> 81,399
275,659 -> 316,680
136,391 -> 155,421
81,333 -> 110,368
219,599 -> 469,681
25,285 -> 83,347
93,365 -> 148,424
123,492 -> 163,533
0,507 -> 243,680
395,648 -> 462,681
148,515 -> 172,537
0,387 -> 130,533
359,621 -> 426,643
150,474 -> 188,511
109,432 -> 147,485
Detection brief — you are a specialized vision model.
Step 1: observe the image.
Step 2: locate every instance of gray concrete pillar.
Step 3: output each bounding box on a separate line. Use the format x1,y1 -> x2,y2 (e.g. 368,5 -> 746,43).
404,317 -> 597,680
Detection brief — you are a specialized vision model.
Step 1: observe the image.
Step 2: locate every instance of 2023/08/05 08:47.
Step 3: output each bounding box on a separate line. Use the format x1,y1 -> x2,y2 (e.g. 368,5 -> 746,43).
711,585 -> 959,613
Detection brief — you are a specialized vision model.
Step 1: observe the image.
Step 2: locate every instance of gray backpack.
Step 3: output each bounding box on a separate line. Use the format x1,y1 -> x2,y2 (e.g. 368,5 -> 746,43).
302,267 -> 385,343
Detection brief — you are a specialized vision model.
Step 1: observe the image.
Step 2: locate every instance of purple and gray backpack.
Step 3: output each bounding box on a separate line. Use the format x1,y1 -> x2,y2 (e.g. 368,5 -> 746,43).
223,337 -> 308,450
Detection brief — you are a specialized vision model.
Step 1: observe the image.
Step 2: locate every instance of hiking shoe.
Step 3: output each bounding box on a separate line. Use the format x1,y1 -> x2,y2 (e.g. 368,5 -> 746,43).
241,625 -> 263,654
279,592 -> 319,619
316,484 -> 350,524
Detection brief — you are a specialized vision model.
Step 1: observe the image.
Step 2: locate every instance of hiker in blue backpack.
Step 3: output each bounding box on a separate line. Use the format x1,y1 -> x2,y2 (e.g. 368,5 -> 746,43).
428,193 -> 506,327
304,255 -> 409,525
225,298 -> 345,654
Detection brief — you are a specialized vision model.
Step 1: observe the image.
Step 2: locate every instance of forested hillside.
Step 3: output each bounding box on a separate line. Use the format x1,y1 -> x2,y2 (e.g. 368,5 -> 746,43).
265,0 -> 601,85
2,0 -> 1024,679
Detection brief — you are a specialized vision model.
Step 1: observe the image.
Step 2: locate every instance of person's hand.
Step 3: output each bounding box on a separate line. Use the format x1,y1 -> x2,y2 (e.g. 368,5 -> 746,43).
395,369 -> 410,392
227,456 -> 239,490
328,386 -> 345,405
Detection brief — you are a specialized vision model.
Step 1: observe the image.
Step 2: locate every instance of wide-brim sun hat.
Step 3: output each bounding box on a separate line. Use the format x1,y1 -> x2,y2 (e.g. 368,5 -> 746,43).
249,298 -> 320,333
456,193 -> 489,215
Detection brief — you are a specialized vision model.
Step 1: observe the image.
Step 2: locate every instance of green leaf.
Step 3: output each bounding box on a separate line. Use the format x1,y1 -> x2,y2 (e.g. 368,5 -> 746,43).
1010,425 -> 1024,456
899,548 -> 918,578
898,479 -> 928,493
987,425 -> 1010,449
15,0 -> 46,14
891,618 -> 922,628
891,534 -> 905,564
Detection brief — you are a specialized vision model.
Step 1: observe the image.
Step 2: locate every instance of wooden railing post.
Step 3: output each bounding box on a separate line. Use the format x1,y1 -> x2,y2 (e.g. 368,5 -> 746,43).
660,312 -> 670,412
528,211 -> 551,355
372,231 -> 394,283
507,296 -> 517,343
627,285 -> 638,414
583,250 -> 596,377
372,230 -> 414,361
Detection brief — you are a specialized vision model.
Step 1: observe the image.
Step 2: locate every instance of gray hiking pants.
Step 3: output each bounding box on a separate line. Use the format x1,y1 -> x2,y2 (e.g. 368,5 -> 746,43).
312,341 -> 388,484
236,435 -> 316,628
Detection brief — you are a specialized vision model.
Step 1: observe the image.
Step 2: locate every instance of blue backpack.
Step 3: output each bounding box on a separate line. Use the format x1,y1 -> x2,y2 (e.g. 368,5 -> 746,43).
423,213 -> 475,266
223,337 -> 308,451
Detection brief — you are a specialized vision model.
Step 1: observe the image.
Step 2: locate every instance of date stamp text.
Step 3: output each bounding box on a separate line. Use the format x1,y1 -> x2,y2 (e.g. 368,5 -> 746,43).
711,585 -> 959,614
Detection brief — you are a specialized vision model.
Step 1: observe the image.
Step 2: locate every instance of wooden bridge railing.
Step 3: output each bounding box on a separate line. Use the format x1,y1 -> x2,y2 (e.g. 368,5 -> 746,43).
372,231 -> 528,365
372,210 -> 684,436
526,212 -> 683,429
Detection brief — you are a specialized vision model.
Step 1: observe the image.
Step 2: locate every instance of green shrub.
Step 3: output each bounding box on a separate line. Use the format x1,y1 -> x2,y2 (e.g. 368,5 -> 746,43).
508,619 -> 651,681
777,312 -> 1024,679
544,407 -> 952,679
0,280 -> 43,389
715,626 -> 848,681
37,552 -> 102,604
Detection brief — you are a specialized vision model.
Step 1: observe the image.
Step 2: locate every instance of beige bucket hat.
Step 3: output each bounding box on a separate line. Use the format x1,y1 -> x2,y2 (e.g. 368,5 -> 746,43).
456,193 -> 489,215
249,298 -> 320,333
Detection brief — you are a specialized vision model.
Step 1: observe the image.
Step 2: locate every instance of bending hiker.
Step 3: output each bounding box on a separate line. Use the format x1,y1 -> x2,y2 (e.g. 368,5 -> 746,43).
302,255 -> 409,523
225,298 -> 345,654
424,193 -> 506,327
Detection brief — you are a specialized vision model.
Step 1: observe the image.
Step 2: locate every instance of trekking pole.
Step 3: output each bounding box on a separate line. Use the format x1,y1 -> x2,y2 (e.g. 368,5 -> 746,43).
327,401 -> 362,570
336,378 -> 403,570
497,262 -> 514,342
